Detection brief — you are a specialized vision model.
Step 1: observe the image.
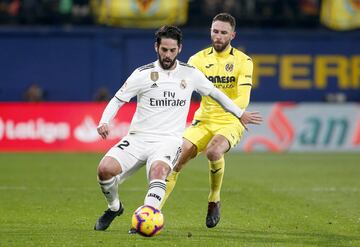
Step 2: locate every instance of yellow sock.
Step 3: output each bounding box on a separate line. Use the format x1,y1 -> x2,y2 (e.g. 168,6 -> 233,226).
159,170 -> 179,209
208,157 -> 225,202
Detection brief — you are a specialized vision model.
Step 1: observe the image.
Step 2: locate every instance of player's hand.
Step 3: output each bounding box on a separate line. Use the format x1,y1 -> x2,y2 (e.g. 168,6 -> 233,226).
239,111 -> 263,131
97,123 -> 110,139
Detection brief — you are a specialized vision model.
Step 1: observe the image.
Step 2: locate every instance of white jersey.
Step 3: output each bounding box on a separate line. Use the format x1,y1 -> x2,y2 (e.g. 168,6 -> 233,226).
115,60 -> 214,138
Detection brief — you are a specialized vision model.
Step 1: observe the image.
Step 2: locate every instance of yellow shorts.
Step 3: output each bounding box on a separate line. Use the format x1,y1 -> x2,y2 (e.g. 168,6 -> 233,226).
183,119 -> 245,154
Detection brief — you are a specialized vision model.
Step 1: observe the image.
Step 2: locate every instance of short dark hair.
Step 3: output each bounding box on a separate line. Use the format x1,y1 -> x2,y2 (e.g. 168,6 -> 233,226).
212,13 -> 236,30
155,25 -> 182,47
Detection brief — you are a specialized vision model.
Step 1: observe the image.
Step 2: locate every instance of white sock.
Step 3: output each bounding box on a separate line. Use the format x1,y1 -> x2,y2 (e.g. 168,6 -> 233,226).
144,179 -> 166,209
98,176 -> 120,211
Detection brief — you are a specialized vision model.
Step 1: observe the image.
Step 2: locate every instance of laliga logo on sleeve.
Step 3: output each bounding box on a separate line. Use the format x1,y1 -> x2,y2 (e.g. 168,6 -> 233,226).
119,82 -> 128,93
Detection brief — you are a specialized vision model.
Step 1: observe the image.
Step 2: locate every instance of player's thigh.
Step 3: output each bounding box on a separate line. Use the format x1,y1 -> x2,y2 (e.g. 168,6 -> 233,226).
146,137 -> 182,181
183,121 -> 213,154
206,134 -> 231,156
105,135 -> 146,183
212,122 -> 245,151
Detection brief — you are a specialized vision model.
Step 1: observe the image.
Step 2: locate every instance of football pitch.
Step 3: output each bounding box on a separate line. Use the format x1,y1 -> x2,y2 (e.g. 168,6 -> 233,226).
0,152 -> 359,247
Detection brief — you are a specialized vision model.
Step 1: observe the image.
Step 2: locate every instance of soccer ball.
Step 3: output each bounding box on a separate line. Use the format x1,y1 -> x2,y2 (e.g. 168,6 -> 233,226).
131,205 -> 164,237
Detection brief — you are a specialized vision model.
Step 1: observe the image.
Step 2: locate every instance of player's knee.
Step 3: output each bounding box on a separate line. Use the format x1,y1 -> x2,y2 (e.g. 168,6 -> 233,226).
149,163 -> 170,180
97,163 -> 113,180
97,157 -> 121,180
205,148 -> 222,161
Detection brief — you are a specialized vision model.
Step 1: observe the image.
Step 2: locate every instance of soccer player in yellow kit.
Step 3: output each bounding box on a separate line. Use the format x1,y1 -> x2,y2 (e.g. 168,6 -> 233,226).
162,13 -> 253,228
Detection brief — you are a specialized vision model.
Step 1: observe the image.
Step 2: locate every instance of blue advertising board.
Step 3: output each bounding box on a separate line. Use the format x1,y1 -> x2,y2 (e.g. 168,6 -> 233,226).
0,27 -> 359,102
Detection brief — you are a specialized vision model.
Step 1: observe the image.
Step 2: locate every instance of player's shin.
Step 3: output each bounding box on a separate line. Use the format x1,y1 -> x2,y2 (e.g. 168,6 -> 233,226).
144,179 -> 166,209
208,157 -> 225,202
159,170 -> 179,209
98,176 -> 120,211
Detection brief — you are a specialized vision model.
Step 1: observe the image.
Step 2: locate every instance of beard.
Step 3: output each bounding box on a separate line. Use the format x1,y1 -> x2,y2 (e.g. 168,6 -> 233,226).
158,54 -> 177,70
212,40 -> 230,52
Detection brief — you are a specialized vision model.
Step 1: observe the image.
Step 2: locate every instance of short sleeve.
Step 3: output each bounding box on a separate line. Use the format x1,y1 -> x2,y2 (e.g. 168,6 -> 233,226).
188,54 -> 204,73
238,57 -> 253,85
187,55 -> 196,67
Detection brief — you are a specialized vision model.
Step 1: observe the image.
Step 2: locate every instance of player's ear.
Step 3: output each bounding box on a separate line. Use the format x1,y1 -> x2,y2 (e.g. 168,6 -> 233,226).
231,31 -> 236,41
154,42 -> 158,52
178,44 -> 182,53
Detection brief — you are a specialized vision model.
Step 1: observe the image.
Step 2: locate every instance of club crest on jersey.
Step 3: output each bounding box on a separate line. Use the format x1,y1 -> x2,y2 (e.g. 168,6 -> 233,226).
180,80 -> 187,89
225,63 -> 234,72
150,71 -> 159,82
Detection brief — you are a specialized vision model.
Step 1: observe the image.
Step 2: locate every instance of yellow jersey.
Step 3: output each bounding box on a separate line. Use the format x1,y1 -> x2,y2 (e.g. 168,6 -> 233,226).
188,45 -> 253,124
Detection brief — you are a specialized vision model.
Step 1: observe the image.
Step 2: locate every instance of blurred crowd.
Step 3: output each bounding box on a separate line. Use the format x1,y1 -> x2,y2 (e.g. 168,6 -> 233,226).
0,0 -> 321,28
0,0 -> 91,25
189,0 -> 320,28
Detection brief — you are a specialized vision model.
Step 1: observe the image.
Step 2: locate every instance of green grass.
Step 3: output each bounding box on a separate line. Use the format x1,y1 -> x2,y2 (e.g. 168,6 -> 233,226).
0,152 -> 359,247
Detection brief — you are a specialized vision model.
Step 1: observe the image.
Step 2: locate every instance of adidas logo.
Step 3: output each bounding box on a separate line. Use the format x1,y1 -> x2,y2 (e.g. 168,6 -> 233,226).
151,83 -> 158,88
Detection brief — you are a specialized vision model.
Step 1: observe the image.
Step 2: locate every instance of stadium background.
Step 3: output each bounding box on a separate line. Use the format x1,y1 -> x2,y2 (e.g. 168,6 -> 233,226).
0,0 -> 359,152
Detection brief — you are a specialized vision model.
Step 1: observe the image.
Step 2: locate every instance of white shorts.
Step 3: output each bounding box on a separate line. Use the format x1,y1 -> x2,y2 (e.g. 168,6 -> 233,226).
105,134 -> 182,183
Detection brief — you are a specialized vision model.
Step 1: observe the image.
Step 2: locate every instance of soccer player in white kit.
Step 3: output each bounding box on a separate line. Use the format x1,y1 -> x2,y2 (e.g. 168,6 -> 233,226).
94,26 -> 262,231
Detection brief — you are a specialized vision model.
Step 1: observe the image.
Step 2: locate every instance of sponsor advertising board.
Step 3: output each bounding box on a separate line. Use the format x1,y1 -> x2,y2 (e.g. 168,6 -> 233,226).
0,103 -> 359,152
